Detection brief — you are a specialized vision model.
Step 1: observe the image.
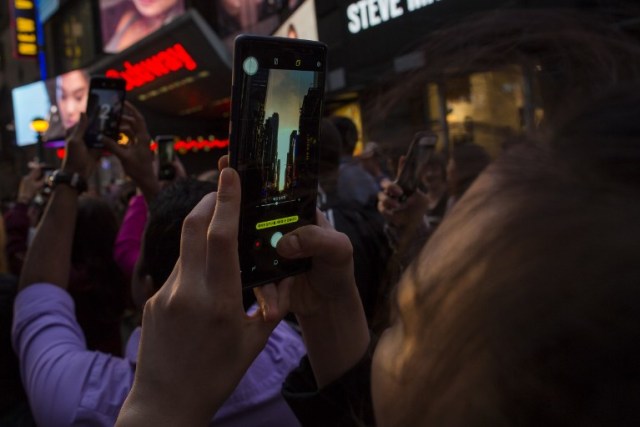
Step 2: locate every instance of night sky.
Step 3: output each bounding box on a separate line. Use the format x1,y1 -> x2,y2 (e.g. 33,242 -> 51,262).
263,68 -> 316,190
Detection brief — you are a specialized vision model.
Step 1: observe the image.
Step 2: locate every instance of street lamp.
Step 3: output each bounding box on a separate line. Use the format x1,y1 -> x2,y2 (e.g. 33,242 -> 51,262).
30,117 -> 49,162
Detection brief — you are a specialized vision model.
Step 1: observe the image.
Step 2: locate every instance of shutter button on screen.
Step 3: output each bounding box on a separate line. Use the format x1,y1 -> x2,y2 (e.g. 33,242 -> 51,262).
270,232 -> 284,248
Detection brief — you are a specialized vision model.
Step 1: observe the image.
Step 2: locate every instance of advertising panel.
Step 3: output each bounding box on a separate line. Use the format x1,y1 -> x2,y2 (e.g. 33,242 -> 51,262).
100,0 -> 186,53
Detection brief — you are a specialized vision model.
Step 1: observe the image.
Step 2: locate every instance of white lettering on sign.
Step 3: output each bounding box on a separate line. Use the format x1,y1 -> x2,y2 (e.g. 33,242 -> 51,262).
347,0 -> 439,34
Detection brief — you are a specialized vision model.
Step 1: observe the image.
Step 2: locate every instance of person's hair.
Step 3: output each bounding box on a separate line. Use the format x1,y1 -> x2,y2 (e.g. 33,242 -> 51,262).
389,84 -> 640,426
425,152 -> 447,181
367,9 -> 640,129
330,116 -> 359,156
69,195 -> 127,355
138,179 -> 215,290
449,142 -> 490,198
0,217 -> 7,274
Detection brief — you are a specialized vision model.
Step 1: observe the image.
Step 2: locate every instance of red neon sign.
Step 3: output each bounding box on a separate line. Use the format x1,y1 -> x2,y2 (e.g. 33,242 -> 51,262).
56,138 -> 228,159
106,43 -> 198,91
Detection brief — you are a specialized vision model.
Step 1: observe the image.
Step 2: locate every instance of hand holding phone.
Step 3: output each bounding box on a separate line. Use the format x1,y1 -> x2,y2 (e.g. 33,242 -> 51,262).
229,35 -> 327,288
394,131 -> 437,202
84,76 -> 126,148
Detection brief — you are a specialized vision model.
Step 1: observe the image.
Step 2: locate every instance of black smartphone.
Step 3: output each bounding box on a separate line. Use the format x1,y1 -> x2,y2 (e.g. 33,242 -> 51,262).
156,135 -> 176,181
395,131 -> 438,202
84,76 -> 126,149
229,35 -> 327,288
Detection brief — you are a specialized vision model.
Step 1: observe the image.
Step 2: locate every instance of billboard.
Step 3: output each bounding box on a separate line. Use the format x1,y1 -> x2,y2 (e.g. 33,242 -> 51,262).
12,81 -> 51,146
272,0 -> 318,40
100,0 -> 186,53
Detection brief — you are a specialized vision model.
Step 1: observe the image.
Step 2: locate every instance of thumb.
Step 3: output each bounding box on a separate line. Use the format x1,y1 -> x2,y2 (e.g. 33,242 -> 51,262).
72,114 -> 89,140
277,223 -> 353,266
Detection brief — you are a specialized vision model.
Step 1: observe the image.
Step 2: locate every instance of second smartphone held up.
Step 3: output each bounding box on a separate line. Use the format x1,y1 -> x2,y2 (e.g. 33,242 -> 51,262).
85,76 -> 126,148
229,35 -> 327,288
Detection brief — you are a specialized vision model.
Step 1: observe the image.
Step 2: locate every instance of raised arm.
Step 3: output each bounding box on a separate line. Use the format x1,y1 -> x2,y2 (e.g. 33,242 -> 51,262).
19,115 -> 99,291
101,102 -> 160,205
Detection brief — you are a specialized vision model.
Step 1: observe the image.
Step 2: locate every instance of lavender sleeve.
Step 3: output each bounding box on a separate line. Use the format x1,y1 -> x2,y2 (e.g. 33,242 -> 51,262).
114,195 -> 148,280
12,284 -> 135,426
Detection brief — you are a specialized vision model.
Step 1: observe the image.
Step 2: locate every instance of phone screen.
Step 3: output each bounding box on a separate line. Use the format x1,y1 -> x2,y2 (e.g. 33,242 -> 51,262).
85,77 -> 126,148
157,135 -> 176,180
230,36 -> 327,288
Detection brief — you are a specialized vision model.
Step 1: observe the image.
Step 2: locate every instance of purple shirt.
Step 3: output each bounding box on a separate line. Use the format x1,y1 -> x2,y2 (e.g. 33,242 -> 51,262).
13,284 -> 305,426
114,194 -> 147,280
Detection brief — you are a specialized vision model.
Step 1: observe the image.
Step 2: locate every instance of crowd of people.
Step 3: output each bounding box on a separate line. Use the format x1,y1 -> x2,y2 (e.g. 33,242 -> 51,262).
2,7 -> 640,426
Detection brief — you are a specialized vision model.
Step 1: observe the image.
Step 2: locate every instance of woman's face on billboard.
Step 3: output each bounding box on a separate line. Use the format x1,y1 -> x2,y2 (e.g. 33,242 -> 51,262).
133,0 -> 179,19
56,70 -> 89,130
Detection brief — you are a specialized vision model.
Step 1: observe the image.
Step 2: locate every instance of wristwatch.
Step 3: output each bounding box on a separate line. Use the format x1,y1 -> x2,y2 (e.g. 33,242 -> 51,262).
48,170 -> 88,193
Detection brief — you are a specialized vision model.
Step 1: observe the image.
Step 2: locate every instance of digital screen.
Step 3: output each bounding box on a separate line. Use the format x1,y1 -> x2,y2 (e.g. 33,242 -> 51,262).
232,40 -> 326,286
85,88 -> 125,144
44,69 -> 90,142
12,81 -> 52,146
159,139 -> 174,163
214,0 -> 305,49
43,0 -> 101,76
100,0 -> 186,53
272,0 -> 318,40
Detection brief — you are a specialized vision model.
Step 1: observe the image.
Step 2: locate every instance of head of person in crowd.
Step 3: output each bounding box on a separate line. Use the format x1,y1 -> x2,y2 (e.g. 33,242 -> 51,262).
0,216 -> 7,275
421,152 -> 446,195
318,118 -> 342,198
372,82 -> 640,425
69,195 -> 127,355
133,178 -> 257,311
133,179 -> 215,306
447,142 -> 490,202
330,116 -> 359,158
131,0 -> 180,19
56,69 -> 90,130
359,142 -> 386,180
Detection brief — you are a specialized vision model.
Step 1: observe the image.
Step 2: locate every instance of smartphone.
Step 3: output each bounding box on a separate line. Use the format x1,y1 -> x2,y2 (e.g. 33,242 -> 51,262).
229,35 -> 327,288
84,76 -> 126,148
395,131 -> 438,202
156,135 -> 176,181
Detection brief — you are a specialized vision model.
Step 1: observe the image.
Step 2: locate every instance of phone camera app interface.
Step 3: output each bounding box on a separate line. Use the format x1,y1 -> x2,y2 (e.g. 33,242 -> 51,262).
237,52 -> 323,282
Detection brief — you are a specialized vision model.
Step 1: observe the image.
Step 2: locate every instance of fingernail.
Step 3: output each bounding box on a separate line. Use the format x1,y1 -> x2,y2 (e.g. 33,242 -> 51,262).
261,301 -> 269,321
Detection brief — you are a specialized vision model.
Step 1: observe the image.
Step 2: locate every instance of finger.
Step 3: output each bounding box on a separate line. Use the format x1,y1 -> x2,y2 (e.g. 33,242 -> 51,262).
253,284 -> 278,322
218,154 -> 229,171
277,223 -> 353,266
119,116 -> 138,136
33,177 -> 45,189
101,135 -> 127,157
124,101 -> 145,122
385,182 -> 404,198
397,155 -> 406,176
173,157 -> 187,179
69,114 -> 89,142
314,208 -> 333,230
380,194 -> 401,211
28,164 -> 42,179
206,168 -> 242,303
179,192 -> 217,281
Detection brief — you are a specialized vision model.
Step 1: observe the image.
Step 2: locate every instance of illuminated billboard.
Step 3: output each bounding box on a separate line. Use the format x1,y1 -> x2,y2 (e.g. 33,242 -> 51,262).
100,0 -> 186,53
